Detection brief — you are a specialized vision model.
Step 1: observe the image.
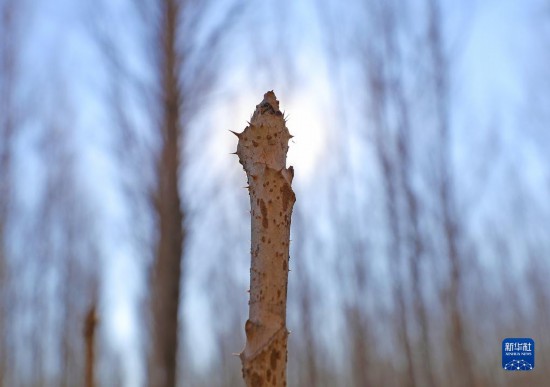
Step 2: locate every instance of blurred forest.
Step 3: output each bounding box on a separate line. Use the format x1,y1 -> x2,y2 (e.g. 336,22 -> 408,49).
1,0 -> 550,386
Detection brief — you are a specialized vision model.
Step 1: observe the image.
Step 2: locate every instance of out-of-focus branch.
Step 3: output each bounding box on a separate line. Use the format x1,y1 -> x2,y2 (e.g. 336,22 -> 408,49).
425,1 -> 474,385
363,3 -> 418,384
0,0 -> 21,382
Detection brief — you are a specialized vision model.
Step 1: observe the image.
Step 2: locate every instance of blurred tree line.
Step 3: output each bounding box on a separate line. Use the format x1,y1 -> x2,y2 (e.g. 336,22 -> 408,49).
1,0 -> 549,386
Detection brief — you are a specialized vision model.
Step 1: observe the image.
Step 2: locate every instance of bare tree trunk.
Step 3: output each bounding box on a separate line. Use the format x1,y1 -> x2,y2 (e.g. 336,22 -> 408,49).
235,91 -> 295,387
425,1 -> 474,385
0,0 -> 19,382
91,1 -> 244,384
395,75 -> 436,387
84,303 -> 98,387
292,210 -> 319,387
149,0 -> 185,386
370,77 -> 417,387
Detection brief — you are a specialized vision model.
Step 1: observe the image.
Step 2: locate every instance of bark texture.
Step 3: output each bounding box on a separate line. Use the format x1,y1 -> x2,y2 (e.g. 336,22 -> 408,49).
235,91 -> 295,387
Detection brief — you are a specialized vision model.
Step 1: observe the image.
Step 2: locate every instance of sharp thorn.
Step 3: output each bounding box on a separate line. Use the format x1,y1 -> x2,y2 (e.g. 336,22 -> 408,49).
230,130 -> 242,138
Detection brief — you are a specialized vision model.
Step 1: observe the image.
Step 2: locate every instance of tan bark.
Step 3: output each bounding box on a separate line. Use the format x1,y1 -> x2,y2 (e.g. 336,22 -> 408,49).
235,91 -> 295,387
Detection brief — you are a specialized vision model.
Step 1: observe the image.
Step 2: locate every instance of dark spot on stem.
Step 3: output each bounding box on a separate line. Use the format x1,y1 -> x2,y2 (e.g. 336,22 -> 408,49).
270,349 -> 280,370
251,373 -> 263,387
260,199 -> 268,229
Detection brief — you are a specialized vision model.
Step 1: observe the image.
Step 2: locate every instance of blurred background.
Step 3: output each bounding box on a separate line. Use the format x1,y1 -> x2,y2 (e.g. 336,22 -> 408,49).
1,0 -> 550,386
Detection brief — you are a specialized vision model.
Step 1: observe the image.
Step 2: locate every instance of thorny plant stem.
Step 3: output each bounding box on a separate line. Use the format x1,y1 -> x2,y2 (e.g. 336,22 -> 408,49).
234,91 -> 295,387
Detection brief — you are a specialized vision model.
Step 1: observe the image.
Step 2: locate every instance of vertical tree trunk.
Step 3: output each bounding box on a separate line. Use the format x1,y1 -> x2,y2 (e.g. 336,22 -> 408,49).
425,1 -> 474,385
149,0 -> 185,386
235,91 -> 295,387
84,303 -> 98,387
0,0 -> 18,381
